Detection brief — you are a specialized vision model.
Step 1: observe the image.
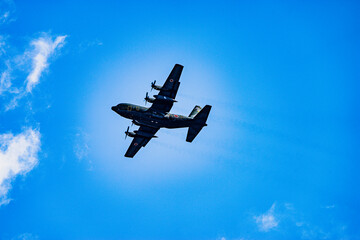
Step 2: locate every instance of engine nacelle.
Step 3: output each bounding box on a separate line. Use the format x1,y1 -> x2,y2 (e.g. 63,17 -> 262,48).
145,96 -> 155,103
154,95 -> 177,102
125,131 -> 136,138
144,92 -> 155,103
151,80 -> 163,91
152,84 -> 163,90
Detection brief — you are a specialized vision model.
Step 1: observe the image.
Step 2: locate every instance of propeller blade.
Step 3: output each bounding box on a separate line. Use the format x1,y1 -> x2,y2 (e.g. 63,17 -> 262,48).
151,80 -> 156,91
125,126 -> 130,139
144,92 -> 149,105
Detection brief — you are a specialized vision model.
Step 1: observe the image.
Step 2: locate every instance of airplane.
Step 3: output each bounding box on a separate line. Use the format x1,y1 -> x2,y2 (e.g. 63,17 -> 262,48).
111,64 -> 212,158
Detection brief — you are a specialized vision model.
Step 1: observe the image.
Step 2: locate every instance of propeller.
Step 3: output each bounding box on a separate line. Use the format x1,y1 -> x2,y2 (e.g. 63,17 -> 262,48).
124,126 -> 130,139
144,92 -> 149,105
151,80 -> 156,91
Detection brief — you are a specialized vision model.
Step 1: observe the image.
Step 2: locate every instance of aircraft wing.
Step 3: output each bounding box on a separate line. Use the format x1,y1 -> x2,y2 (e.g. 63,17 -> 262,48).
125,125 -> 159,158
148,64 -> 183,114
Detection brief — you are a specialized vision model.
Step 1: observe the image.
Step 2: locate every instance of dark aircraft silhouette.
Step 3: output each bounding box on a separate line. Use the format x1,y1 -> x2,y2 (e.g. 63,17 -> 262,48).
111,64 -> 212,158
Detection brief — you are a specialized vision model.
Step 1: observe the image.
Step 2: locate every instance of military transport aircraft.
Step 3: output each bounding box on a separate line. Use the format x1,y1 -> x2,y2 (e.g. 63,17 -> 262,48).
111,64 -> 212,158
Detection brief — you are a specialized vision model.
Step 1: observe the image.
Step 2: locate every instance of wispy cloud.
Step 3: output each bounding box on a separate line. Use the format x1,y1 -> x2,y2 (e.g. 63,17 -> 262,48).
0,61 -> 12,94
1,33 -> 67,110
26,35 -> 66,92
0,11 -> 10,23
73,129 -> 92,170
78,39 -> 103,52
252,202 -> 349,239
0,128 -> 41,206
0,0 -> 15,24
0,35 -> 7,55
254,203 -> 279,232
0,36 -> 14,95
74,137 -> 89,161
12,232 -> 39,240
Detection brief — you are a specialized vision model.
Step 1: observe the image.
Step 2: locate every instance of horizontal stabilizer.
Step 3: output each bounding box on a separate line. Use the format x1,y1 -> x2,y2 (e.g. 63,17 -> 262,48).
189,105 -> 202,118
186,125 -> 203,142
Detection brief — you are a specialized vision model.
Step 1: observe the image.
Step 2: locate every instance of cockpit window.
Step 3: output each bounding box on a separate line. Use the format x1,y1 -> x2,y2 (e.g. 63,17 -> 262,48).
117,104 -> 145,111
118,104 -> 128,110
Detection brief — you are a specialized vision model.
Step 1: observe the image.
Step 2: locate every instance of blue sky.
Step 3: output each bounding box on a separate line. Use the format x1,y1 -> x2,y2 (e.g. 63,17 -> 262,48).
0,0 -> 359,239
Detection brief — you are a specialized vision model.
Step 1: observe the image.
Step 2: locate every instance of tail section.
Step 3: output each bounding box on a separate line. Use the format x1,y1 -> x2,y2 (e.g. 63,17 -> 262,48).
186,105 -> 212,142
188,105 -> 202,118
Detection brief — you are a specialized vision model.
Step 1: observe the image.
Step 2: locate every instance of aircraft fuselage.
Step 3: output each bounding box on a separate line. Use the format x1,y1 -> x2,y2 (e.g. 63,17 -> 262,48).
111,103 -> 193,129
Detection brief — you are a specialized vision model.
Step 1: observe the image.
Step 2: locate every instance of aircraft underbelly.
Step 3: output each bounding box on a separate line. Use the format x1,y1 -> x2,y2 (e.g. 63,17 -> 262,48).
133,114 -> 190,128
163,120 -> 191,128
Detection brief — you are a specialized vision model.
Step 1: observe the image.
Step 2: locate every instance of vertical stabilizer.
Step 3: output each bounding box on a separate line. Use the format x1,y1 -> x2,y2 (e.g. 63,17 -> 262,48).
186,105 -> 212,142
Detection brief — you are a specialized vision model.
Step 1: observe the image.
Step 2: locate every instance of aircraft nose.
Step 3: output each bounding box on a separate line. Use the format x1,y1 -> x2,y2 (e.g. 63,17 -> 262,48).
111,106 -> 117,111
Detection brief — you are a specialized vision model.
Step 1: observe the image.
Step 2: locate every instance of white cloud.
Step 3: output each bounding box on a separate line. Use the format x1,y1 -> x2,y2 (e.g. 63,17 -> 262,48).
12,233 -> 39,240
0,35 -> 6,55
73,129 -> 92,170
26,35 -> 67,92
0,11 -> 10,23
74,131 -> 89,160
284,202 -> 294,210
78,39 -> 103,52
0,36 -> 11,95
1,33 -> 67,110
0,62 -> 12,94
296,221 -> 304,227
254,203 -> 279,232
0,0 -> 15,24
0,128 -> 41,206
74,139 -> 89,161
